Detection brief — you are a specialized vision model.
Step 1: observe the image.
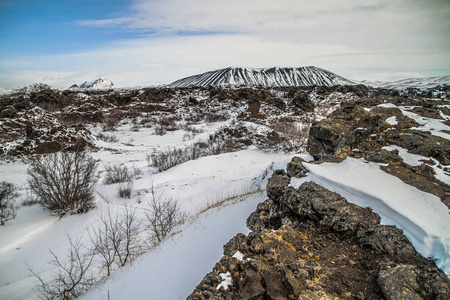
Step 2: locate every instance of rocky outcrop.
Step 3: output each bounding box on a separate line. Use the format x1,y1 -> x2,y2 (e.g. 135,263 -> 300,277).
188,167 -> 450,300
307,104 -> 450,164
306,103 -> 450,207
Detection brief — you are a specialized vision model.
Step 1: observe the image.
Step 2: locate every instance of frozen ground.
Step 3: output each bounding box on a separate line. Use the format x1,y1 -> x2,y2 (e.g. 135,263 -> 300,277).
1,99 -> 450,299
0,120 -> 293,300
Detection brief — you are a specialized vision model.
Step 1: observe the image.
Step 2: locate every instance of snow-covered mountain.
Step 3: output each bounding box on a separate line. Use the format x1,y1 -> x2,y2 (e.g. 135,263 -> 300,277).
169,66 -> 355,87
68,77 -> 115,90
362,75 -> 450,90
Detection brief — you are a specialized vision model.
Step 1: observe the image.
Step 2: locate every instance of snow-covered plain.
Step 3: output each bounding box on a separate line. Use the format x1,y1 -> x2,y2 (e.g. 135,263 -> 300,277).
1,99 -> 450,299
0,119 -> 294,300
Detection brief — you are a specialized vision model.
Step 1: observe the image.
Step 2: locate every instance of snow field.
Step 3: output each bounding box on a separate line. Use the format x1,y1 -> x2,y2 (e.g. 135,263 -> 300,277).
0,118 -> 294,299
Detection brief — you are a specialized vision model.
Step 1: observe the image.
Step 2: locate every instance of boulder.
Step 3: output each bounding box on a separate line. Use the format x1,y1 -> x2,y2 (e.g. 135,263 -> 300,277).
286,157 -> 309,178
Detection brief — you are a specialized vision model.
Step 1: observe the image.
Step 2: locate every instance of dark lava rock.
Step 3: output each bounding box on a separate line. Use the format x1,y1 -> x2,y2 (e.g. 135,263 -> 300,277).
365,149 -> 402,164
188,171 -> 450,300
307,104 -> 450,165
266,169 -> 290,200
286,156 -> 309,178
377,263 -> 423,300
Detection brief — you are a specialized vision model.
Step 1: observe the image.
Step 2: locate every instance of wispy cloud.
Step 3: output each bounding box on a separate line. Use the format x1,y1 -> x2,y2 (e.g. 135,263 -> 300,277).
1,0 -> 449,88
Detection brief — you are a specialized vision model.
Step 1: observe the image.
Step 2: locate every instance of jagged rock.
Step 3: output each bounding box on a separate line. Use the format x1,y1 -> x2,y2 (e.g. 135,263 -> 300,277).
365,149 -> 402,164
0,105 -> 17,118
387,131 -> 450,165
290,182 -> 380,233
307,105 -> 388,161
266,170 -> 290,200
188,171 -> 450,300
287,157 -> 309,178
377,263 -> 422,300
307,104 -> 450,164
357,225 -> 417,257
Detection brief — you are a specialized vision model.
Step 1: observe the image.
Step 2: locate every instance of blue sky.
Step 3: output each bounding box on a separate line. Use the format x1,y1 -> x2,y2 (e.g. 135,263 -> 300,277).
0,0 -> 449,88
0,0 -> 133,56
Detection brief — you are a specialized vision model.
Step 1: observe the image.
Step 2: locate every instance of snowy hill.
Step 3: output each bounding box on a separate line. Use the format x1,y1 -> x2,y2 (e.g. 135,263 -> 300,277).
362,75 -> 450,90
68,77 -> 115,90
169,66 -> 356,87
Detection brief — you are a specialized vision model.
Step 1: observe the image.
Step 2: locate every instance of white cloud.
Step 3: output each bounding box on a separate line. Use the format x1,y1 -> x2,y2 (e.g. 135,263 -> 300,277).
1,0 -> 449,88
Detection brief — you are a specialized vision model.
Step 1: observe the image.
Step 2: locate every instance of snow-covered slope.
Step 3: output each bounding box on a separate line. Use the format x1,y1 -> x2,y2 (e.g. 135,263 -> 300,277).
68,77 -> 115,90
169,66 -> 355,87
362,75 -> 450,90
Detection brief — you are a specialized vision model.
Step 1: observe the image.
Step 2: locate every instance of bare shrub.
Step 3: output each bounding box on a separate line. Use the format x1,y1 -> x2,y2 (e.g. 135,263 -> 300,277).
118,182 -> 133,199
148,138 -> 242,172
145,184 -> 185,243
28,235 -> 94,300
89,206 -> 141,276
27,151 -> 98,216
104,164 -> 133,184
0,181 -> 18,225
154,116 -> 179,135
147,147 -> 195,172
269,117 -> 309,151
102,114 -> 120,131
97,133 -> 119,143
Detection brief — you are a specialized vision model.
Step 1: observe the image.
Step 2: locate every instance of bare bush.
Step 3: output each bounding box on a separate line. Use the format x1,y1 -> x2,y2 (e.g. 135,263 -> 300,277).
147,147 -> 196,172
0,181 -> 18,225
269,118 -> 309,151
96,133 -> 119,143
148,139 -> 241,172
29,235 -> 94,300
89,206 -> 141,276
118,182 -> 133,199
104,164 -> 134,184
145,184 -> 185,243
27,151 -> 98,216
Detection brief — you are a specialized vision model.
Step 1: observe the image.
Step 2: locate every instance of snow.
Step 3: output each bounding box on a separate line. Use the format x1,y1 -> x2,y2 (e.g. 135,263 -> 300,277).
383,145 -> 428,166
83,195 -> 261,300
385,116 -> 398,125
364,75 -> 450,90
400,106 -> 450,140
376,103 -> 397,108
1,93 -> 450,299
216,272 -> 232,291
0,119 -> 292,300
291,158 -> 450,274
232,251 -> 245,261
170,66 -> 355,87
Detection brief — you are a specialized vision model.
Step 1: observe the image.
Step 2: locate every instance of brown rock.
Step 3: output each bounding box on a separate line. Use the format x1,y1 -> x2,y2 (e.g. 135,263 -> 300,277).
287,157 -> 308,178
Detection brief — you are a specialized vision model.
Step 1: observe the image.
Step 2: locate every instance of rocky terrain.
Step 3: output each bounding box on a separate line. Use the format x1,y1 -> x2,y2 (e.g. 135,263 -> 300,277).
0,84 -> 368,157
1,76 -> 449,299
307,100 -> 450,208
188,169 -> 450,299
187,92 -> 450,299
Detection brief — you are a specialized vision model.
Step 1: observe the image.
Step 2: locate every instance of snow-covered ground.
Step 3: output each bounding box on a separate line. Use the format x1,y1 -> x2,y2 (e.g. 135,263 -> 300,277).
0,120 -> 293,300
1,99 -> 450,299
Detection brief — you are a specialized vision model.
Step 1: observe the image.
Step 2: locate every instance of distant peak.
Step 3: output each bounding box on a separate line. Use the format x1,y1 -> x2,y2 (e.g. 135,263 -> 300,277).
68,77 -> 115,90
169,66 -> 354,88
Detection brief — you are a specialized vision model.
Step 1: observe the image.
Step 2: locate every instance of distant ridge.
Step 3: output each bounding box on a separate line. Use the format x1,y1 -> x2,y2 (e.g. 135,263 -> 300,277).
69,77 -> 115,90
363,75 -> 450,90
169,66 -> 355,87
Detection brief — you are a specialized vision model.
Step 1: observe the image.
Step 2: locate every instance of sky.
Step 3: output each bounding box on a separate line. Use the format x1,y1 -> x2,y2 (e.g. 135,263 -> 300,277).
0,0 -> 449,89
